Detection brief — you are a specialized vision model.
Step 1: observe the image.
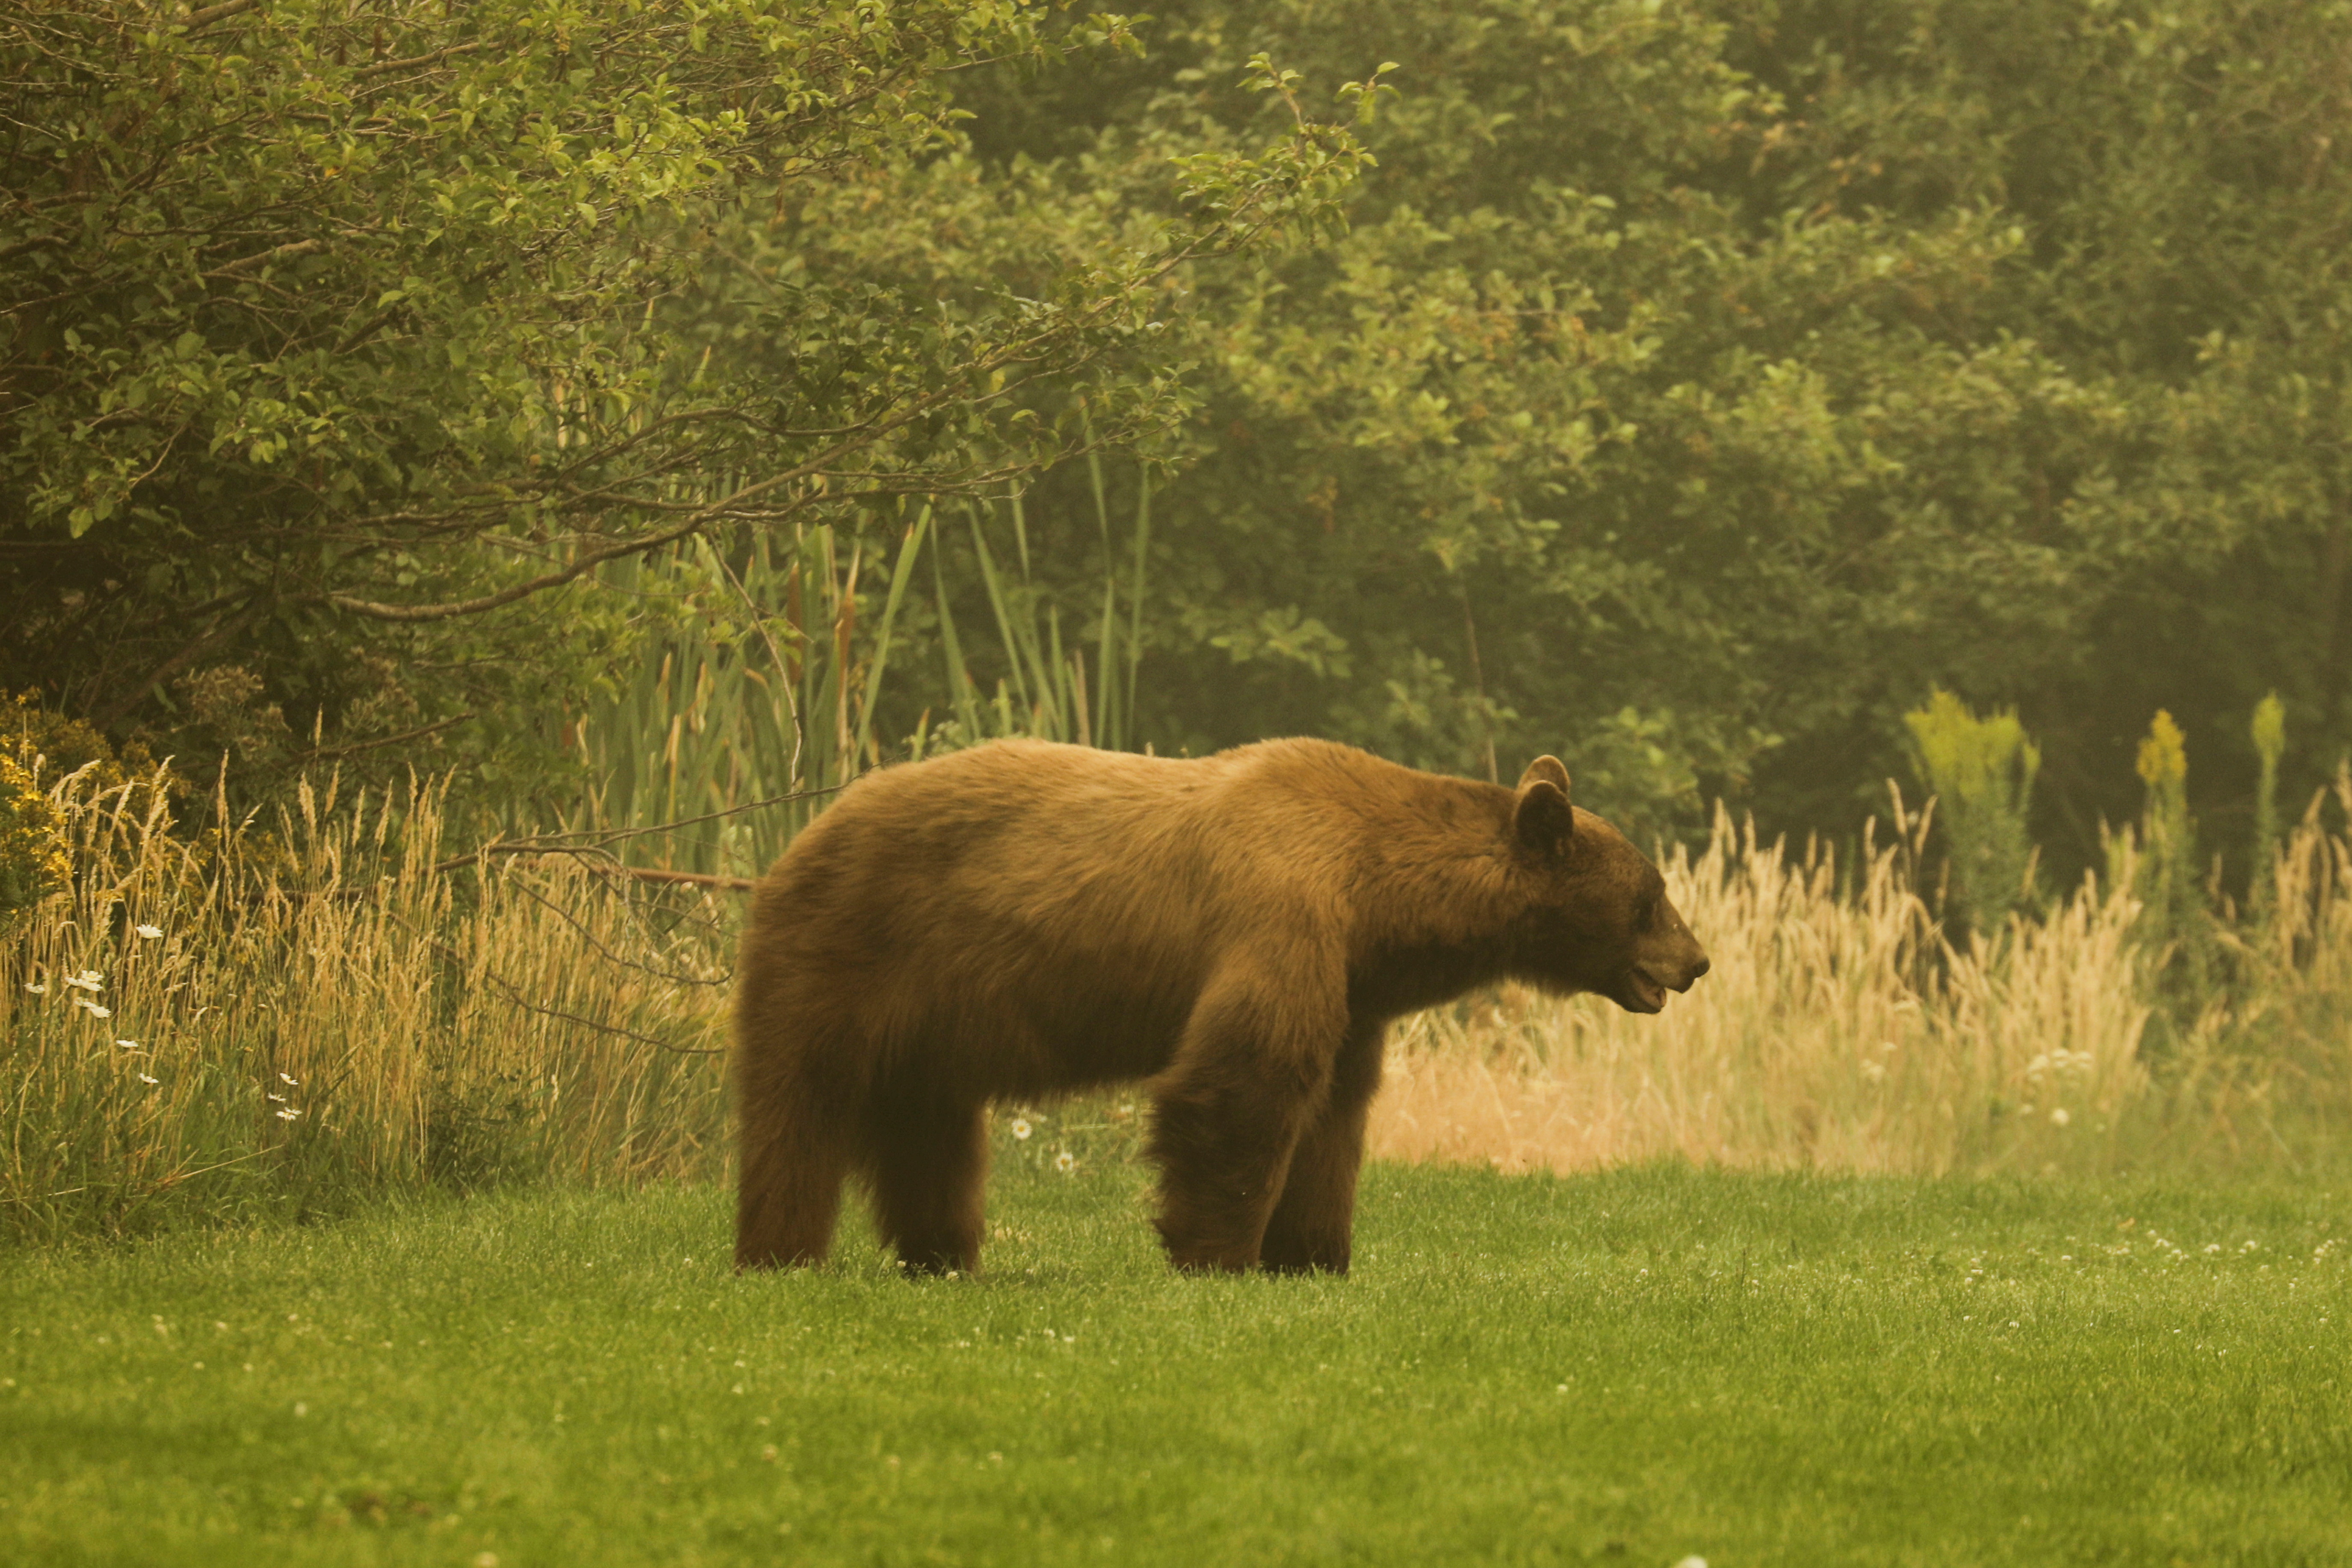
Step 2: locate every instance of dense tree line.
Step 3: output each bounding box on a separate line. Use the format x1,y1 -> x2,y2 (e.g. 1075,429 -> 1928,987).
8,0 -> 2349,883
953,0 -> 2352,874
1,0 -> 1369,801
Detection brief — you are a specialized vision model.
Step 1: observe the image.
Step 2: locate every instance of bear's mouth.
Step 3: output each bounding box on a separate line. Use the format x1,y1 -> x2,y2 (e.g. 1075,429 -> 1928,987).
1615,969 -> 1666,1015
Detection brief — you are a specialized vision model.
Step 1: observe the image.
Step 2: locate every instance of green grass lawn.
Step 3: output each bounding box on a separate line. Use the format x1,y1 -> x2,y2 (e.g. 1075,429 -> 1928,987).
3,1146 -> 2347,1568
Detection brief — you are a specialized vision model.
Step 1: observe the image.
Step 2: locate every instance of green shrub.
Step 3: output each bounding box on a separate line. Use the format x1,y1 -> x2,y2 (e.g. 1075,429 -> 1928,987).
1903,690 -> 2042,942
0,755 -> 68,928
2249,692 -> 2287,922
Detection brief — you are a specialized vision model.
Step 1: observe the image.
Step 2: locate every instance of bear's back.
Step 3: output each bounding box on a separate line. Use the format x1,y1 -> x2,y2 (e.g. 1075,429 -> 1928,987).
767,738 -> 1360,936
748,738 -> 1472,992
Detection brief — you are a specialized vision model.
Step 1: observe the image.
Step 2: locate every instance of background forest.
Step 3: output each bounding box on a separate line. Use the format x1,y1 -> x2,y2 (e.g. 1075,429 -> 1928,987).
10,0 -> 2352,875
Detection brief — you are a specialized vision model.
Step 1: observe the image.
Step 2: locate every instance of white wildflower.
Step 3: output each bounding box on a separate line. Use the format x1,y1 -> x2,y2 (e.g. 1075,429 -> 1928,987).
1054,1150 -> 1076,1174
135,924 -> 163,939
72,998 -> 112,1019
1010,1116 -> 1033,1141
23,982 -> 46,995
138,1073 -> 159,1086
279,1072 -> 300,1086
275,1107 -> 301,1121
62,971 -> 103,992
2049,1107 -> 2070,1127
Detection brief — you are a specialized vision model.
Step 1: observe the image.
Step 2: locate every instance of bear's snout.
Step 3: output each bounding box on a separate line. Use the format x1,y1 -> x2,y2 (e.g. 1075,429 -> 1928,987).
1625,909 -> 1708,1010
1634,955 -> 1707,994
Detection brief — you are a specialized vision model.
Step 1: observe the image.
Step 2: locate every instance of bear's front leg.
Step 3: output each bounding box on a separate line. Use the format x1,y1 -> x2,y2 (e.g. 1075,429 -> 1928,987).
1258,1018 -> 1384,1275
1147,972 -> 1340,1272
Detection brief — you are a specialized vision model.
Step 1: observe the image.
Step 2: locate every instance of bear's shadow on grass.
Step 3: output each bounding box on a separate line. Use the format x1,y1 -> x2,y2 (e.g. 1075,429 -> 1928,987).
741,1146 -> 1446,1297
728,1143 -> 1225,1291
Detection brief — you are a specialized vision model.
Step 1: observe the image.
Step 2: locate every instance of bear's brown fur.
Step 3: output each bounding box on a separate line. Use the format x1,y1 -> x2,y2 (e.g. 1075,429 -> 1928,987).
732,737 -> 1707,1276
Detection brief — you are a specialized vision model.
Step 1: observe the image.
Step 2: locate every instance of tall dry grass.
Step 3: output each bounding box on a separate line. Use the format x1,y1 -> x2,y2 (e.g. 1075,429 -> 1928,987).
9,767 -> 2351,1244
1370,795 -> 2352,1179
1,767 -> 730,1242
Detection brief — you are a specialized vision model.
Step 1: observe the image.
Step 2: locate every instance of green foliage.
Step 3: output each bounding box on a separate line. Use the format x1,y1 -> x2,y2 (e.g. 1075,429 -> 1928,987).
0,755 -> 67,927
916,0 -> 2352,859
2250,692 -> 2288,921
942,481 -> 1155,753
15,0 -> 2352,871
0,0 -> 1374,813
5,1171 -> 2350,1563
1714,0 -> 2352,860
2135,710 -> 2196,927
2119,708 -> 2221,1038
1905,690 -> 2043,940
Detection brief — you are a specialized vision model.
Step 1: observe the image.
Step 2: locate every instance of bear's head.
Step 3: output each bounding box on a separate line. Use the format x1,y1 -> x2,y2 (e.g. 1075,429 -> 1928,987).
1504,756 -> 1709,1013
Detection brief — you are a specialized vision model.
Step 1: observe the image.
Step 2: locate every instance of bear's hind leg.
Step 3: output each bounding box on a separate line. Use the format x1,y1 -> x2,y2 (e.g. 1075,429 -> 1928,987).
866,1095 -> 989,1276
734,1084 -> 856,1271
1259,1019 -> 1384,1276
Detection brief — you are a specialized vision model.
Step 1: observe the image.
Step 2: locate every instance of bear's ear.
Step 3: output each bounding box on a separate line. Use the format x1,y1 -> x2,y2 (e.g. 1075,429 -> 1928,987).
1517,756 -> 1572,797
1512,774 -> 1575,859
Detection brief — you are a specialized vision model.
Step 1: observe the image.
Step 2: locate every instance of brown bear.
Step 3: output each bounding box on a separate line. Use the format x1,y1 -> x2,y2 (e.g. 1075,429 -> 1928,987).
732,737 -> 1708,1276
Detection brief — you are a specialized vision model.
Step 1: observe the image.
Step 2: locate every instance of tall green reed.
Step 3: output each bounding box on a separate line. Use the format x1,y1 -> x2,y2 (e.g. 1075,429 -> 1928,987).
570,470 -> 1155,883
945,470 -> 1150,752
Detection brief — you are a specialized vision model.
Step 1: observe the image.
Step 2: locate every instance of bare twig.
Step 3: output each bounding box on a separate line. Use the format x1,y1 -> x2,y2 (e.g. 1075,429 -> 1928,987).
353,40 -> 492,80
205,238 -> 326,279
600,865 -> 758,892
328,517 -> 711,622
441,937 -> 725,1055
273,712 -> 474,770
93,594 -> 269,729
502,871 -> 733,984
182,0 -> 265,33
426,783 -> 845,874
391,913 -> 727,1055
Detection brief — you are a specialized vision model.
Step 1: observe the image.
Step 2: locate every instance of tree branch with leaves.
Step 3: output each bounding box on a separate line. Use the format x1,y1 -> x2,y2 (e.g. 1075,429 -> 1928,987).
1,0 -> 1376,787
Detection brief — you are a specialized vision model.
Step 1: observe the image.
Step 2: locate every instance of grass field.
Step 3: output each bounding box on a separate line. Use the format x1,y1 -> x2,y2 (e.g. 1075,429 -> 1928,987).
4,1145 -> 2347,1568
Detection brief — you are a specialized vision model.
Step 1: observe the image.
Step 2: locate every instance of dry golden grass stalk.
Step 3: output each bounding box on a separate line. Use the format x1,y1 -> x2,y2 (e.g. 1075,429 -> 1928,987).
1369,804 -> 2175,1177
9,768 -> 2350,1240
1,765 -> 730,1238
